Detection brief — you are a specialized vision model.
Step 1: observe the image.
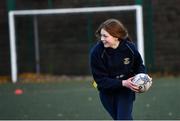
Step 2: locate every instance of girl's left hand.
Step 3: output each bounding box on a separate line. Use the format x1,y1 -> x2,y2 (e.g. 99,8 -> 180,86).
122,77 -> 140,93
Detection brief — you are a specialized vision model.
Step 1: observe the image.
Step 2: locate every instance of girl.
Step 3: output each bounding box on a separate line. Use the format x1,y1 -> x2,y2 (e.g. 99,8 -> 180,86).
90,18 -> 147,120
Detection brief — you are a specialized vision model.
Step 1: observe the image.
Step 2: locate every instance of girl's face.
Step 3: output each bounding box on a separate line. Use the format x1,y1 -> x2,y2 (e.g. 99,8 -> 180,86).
100,29 -> 119,48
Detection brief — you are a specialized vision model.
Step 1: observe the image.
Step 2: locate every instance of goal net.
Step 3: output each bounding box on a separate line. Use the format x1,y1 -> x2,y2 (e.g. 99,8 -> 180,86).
8,5 -> 144,83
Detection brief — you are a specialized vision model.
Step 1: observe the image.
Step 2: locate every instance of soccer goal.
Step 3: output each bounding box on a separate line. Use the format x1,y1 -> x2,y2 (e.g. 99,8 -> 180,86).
8,5 -> 144,83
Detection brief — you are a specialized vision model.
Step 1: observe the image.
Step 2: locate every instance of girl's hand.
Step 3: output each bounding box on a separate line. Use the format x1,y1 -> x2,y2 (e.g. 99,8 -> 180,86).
122,77 -> 140,93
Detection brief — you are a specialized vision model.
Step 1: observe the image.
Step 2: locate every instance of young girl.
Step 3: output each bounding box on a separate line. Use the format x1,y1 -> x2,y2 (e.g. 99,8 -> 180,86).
90,18 -> 147,120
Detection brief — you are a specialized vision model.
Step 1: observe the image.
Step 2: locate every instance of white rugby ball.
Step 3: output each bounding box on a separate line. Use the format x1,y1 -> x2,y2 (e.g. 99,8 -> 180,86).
132,73 -> 152,93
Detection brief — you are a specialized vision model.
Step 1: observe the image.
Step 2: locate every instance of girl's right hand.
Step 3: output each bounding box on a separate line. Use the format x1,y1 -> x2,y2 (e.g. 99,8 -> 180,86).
122,77 -> 140,93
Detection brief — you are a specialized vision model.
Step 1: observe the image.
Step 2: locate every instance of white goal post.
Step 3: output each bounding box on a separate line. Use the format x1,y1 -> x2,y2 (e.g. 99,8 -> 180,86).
8,5 -> 144,83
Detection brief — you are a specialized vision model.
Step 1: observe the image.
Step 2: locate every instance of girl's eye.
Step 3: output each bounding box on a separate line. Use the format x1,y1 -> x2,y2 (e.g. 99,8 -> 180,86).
101,34 -> 108,38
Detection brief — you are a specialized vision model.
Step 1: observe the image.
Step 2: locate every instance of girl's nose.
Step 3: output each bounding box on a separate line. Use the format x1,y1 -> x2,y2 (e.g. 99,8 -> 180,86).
101,36 -> 105,41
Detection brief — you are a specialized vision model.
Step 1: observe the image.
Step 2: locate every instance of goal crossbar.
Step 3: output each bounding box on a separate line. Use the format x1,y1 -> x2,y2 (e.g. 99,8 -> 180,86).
10,5 -> 141,15
8,5 -> 144,83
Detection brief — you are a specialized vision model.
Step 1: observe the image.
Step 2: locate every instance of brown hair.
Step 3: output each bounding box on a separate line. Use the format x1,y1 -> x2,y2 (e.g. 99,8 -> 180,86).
95,18 -> 132,41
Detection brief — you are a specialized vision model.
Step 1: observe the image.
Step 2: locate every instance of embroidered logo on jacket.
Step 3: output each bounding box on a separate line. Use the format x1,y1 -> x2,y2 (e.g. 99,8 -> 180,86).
124,58 -> 130,65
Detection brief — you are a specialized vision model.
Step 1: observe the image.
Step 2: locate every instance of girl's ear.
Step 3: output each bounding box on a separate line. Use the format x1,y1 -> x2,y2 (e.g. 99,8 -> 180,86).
115,37 -> 119,42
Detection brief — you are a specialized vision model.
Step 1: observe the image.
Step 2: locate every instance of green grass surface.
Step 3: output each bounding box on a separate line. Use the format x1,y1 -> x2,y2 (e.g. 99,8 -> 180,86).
0,77 -> 180,120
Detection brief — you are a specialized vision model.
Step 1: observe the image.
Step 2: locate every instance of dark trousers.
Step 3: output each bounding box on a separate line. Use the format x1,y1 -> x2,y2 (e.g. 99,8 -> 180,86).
99,91 -> 134,120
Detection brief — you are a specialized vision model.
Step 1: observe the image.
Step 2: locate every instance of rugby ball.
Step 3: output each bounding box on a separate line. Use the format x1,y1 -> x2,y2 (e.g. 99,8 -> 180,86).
132,73 -> 152,93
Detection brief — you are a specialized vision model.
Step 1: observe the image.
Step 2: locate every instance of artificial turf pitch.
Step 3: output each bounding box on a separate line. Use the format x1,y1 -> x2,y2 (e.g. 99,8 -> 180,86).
0,77 -> 179,120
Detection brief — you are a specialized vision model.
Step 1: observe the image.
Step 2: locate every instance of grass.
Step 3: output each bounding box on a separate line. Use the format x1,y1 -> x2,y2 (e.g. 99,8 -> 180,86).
0,77 -> 180,120
134,77 -> 180,120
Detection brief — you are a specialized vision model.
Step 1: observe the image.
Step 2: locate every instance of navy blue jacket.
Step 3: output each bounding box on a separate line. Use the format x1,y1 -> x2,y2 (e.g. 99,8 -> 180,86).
90,39 -> 146,93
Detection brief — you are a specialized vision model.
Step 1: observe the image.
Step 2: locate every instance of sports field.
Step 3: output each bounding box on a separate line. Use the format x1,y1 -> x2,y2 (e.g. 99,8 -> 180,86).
0,77 -> 179,120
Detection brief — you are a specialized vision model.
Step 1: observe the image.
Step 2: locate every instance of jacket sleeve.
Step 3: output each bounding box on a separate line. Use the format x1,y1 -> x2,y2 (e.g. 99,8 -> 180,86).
133,48 -> 146,74
90,51 -> 123,91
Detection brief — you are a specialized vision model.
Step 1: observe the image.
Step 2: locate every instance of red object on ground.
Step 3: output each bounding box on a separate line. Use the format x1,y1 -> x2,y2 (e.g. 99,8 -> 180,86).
14,89 -> 23,95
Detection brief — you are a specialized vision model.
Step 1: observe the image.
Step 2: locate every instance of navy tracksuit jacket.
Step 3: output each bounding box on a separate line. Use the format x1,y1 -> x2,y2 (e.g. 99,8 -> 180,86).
90,38 -> 146,120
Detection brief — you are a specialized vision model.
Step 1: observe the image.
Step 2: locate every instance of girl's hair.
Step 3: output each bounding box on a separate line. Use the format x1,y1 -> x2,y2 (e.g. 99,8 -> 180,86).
95,18 -> 132,42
